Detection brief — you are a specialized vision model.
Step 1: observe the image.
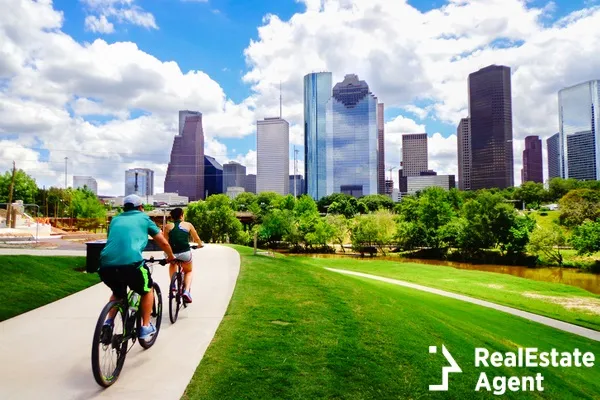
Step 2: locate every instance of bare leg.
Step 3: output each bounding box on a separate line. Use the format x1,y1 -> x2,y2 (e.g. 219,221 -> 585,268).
106,294 -> 120,320
141,289 -> 154,326
182,261 -> 193,292
169,263 -> 177,282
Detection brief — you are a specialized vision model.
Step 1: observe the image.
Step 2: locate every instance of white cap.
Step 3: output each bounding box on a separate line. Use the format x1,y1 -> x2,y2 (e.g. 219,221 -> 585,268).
123,194 -> 143,207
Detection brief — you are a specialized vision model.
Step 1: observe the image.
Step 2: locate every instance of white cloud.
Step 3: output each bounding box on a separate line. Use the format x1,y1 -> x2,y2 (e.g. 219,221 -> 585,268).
81,0 -> 158,33
84,15 -> 114,33
243,0 -> 600,186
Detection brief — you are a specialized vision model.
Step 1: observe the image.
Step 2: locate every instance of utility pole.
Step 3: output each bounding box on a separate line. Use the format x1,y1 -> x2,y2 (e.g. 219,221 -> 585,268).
6,161 -> 16,228
64,157 -> 68,189
279,81 -> 282,119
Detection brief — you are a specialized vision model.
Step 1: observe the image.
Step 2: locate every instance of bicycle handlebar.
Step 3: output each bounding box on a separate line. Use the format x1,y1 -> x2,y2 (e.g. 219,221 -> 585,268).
144,257 -> 169,266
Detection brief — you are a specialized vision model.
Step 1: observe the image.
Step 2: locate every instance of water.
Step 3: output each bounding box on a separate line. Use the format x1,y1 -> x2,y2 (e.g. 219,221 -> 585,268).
305,253 -> 600,295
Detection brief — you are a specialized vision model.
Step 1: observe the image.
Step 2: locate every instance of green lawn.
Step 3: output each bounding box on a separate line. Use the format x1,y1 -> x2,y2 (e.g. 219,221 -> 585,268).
184,246 -> 600,399
299,257 -> 600,331
528,210 -> 563,232
0,256 -> 99,321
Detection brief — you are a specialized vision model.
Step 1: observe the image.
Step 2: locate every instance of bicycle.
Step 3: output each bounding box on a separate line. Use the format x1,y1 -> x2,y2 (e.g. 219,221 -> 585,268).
91,257 -> 168,388
169,244 -> 199,324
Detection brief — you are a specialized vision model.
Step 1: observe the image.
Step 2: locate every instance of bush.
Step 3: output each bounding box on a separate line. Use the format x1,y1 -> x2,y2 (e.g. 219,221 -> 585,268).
539,212 -> 548,216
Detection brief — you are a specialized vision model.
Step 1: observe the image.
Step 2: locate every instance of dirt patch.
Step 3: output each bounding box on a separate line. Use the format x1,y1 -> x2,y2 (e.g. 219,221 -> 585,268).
487,284 -> 505,290
270,320 -> 291,326
523,292 -> 600,315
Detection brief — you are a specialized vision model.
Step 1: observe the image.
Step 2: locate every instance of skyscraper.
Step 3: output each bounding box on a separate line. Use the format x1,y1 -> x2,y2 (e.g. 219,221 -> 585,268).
402,133 -> 428,177
125,168 -> 154,198
457,117 -> 471,190
468,65 -> 514,190
558,80 -> 600,181
377,102 -> 385,195
257,117 -> 290,195
547,132 -> 561,180
223,161 -> 246,192
244,174 -> 256,194
179,110 -> 201,136
522,136 -> 543,184
204,155 -> 223,198
73,176 -> 98,195
289,175 -> 306,196
326,74 -> 378,198
304,72 -> 333,200
164,112 -> 205,201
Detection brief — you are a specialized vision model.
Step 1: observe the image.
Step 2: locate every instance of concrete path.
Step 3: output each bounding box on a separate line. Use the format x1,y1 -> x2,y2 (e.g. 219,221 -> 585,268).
326,268 -> 600,342
0,244 -> 240,400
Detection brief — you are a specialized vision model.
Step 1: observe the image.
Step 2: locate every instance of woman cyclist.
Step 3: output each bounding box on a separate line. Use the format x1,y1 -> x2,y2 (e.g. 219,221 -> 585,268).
163,208 -> 204,303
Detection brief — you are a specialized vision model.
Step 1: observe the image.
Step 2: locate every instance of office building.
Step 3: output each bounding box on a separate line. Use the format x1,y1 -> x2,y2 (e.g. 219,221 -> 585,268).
164,112 -> 205,201
257,117 -> 289,195
223,161 -> 246,192
558,80 -> 600,181
244,174 -> 257,194
385,180 -> 393,195
326,74 -> 378,198
73,176 -> 98,195
402,133 -> 428,177
522,136 -> 543,183
204,155 -> 223,198
377,102 -> 385,194
125,168 -> 154,198
179,110 -> 201,136
457,117 -> 471,190
399,174 -> 456,196
289,175 -> 306,196
304,72 -> 333,200
226,186 -> 245,200
468,65 -> 514,190
547,133 -> 561,180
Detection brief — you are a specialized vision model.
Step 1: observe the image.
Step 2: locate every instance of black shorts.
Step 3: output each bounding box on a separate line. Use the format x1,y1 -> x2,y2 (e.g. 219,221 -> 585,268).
99,263 -> 154,297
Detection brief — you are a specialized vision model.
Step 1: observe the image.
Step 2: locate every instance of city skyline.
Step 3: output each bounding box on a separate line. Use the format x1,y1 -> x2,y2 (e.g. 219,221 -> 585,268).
3,0 -> 600,196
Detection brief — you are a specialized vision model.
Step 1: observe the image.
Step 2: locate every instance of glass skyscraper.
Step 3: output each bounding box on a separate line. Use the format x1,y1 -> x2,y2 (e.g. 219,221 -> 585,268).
559,80 -> 600,181
125,168 -> 154,198
547,132 -> 561,180
304,72 -> 332,200
326,74 -> 378,197
468,65 -> 514,190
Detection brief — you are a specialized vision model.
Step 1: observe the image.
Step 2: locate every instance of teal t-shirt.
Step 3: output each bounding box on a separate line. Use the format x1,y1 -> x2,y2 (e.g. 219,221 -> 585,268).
100,210 -> 161,268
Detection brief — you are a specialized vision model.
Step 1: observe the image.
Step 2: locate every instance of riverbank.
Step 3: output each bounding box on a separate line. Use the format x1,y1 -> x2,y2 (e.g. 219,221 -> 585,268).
296,256 -> 600,331
185,246 -> 600,399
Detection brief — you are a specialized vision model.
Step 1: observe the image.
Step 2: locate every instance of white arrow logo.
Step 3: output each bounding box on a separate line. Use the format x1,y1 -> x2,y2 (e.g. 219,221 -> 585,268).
429,345 -> 462,391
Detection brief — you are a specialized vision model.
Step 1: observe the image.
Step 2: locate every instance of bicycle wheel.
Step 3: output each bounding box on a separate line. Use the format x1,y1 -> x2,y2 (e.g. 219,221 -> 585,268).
91,300 -> 128,387
139,282 -> 162,349
168,272 -> 181,323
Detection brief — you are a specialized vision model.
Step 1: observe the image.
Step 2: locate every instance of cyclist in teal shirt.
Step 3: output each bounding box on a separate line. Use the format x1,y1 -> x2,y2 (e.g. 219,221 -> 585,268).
99,194 -> 175,340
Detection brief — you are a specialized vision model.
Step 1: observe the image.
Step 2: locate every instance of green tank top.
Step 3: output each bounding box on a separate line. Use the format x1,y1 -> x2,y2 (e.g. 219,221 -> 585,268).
169,221 -> 191,253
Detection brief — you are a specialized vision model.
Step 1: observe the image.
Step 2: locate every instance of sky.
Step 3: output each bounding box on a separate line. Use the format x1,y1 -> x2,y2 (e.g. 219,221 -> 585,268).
1,0 -> 600,196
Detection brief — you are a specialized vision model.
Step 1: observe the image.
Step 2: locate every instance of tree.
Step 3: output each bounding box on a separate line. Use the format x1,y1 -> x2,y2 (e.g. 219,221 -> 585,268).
358,194 -> 394,212
326,214 -> 350,252
527,226 -> 566,267
232,192 -> 257,212
258,209 -> 293,246
69,188 -> 106,219
548,177 -> 580,202
514,181 -> 547,209
571,220 -> 600,255
186,201 -> 213,242
351,210 -> 396,254
0,169 -> 38,205
317,193 -> 353,213
558,189 -> 600,227
294,195 -> 318,216
328,198 -> 358,218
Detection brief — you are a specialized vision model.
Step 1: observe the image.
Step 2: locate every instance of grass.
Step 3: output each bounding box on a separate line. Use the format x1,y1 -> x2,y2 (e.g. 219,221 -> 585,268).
0,256 -> 99,321
184,246 -> 600,399
528,210 -> 563,232
298,257 -> 600,331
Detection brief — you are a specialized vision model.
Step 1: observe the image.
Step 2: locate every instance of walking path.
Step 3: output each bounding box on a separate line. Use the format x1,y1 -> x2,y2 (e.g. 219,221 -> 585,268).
0,244 -> 240,400
326,268 -> 600,342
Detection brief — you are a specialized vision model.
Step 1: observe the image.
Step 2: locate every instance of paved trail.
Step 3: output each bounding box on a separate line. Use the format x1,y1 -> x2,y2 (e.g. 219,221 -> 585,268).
327,268 -> 600,342
0,244 -> 240,400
